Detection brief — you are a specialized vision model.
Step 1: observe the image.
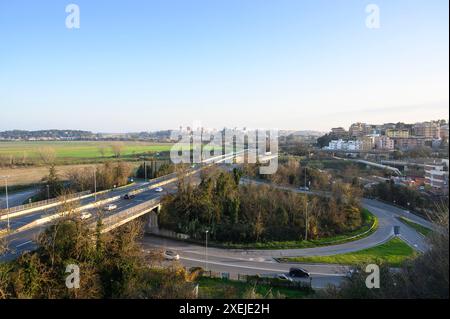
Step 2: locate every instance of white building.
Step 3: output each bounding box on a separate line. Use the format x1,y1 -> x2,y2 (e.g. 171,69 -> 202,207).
325,139 -> 363,151
424,160 -> 449,190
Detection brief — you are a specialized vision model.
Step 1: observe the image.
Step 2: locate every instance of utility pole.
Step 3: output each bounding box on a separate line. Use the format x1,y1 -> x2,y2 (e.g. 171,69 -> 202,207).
304,166 -> 307,189
1,176 -> 10,230
46,185 -> 50,200
205,230 -> 209,272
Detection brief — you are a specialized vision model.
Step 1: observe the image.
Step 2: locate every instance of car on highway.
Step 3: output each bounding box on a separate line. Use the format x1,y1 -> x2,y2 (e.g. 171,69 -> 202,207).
276,274 -> 293,282
79,212 -> 92,220
163,250 -> 180,261
154,187 -> 164,193
123,194 -> 136,200
299,186 -> 310,191
289,267 -> 310,278
103,204 -> 117,211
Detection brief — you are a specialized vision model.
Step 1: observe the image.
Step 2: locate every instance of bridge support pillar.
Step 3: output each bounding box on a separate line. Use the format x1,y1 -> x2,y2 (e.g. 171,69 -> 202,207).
144,204 -> 161,234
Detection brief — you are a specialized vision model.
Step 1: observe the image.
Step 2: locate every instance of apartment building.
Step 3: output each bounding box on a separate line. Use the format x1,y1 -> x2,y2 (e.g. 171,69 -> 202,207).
440,124 -> 449,141
385,129 -> 410,138
394,137 -> 427,150
374,135 -> 395,150
331,127 -> 348,137
413,122 -> 441,139
325,139 -> 363,151
424,160 -> 449,190
349,123 -> 369,137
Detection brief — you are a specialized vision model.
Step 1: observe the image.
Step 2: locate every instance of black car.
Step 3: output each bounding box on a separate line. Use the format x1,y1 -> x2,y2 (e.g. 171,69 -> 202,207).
289,267 -> 310,278
123,194 -> 136,200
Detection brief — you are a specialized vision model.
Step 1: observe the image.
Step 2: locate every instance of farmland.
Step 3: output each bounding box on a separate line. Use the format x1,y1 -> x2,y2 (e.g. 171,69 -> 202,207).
0,141 -> 173,165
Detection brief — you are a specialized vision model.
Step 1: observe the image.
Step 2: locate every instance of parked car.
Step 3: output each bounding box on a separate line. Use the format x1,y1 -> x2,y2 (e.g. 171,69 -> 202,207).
163,250 -> 180,261
289,267 -> 310,278
79,212 -> 92,220
123,194 -> 136,200
346,268 -> 360,278
154,187 -> 163,193
103,204 -> 117,211
276,274 -> 293,282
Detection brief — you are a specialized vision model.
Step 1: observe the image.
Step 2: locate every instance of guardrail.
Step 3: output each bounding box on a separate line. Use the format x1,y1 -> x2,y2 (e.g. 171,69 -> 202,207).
99,198 -> 161,232
0,190 -> 91,217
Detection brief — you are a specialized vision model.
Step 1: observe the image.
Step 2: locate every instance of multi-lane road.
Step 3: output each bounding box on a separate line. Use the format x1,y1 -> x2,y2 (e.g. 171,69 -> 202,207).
1,166 -> 434,288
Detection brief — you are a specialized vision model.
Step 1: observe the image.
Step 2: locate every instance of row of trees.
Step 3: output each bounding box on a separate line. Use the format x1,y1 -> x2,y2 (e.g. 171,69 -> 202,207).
243,159 -> 331,191
66,161 -> 133,193
159,168 -> 363,243
135,161 -> 175,180
365,180 -> 439,215
32,161 -> 133,202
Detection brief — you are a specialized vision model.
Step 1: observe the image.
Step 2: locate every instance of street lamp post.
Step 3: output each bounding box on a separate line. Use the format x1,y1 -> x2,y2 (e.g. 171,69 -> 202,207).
305,200 -> 309,241
205,230 -> 209,272
93,169 -> 97,202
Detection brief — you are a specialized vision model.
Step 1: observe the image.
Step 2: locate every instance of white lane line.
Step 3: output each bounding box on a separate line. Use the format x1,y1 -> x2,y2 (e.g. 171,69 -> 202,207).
16,240 -> 33,248
179,256 -> 345,277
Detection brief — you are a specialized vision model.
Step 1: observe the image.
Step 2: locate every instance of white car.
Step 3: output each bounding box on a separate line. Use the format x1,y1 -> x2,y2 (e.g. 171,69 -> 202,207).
163,250 -> 180,261
277,274 -> 293,282
103,204 -> 117,211
79,212 -> 92,220
154,187 -> 163,193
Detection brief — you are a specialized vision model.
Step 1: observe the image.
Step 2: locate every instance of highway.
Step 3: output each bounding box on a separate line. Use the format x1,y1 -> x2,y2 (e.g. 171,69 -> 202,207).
0,187 -> 40,209
0,177 -> 180,261
0,160 -> 433,289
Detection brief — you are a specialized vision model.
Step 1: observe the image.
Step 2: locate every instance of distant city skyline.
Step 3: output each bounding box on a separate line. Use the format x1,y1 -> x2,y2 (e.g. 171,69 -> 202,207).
1,0 -> 448,132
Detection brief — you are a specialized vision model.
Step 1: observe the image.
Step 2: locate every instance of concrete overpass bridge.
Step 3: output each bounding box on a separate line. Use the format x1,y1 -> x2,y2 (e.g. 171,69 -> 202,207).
1,149 -> 278,259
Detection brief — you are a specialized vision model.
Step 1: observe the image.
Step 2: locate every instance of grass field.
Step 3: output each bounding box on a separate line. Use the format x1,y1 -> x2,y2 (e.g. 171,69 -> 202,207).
197,277 -> 309,299
0,141 -> 173,161
397,217 -> 433,237
278,237 -> 418,267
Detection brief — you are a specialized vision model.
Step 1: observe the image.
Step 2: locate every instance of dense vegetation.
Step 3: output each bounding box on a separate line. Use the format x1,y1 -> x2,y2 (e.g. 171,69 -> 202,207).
365,180 -> 445,216
30,161 -> 134,202
159,168 -> 364,243
0,216 -> 198,299
135,161 -> 176,179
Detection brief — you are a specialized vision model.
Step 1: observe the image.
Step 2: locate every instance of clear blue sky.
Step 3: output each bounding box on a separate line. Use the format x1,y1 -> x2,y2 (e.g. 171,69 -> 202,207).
0,0 -> 448,132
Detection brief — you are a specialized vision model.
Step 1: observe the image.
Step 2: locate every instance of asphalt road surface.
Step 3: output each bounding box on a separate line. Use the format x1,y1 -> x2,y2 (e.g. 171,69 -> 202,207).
1,166 -> 433,289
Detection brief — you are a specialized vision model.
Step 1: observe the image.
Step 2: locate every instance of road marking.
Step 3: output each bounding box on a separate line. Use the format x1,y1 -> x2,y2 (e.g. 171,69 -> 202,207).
179,256 -> 345,277
16,240 -> 33,248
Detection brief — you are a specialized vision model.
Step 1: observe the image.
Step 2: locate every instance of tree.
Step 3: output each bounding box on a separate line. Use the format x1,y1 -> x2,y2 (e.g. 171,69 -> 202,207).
111,143 -> 125,158
41,164 -> 64,199
98,145 -> 108,158
38,147 -> 56,165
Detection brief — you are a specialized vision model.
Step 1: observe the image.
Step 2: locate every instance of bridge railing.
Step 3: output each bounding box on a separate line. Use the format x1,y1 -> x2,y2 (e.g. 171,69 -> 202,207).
100,198 -> 161,230
0,190 -> 91,217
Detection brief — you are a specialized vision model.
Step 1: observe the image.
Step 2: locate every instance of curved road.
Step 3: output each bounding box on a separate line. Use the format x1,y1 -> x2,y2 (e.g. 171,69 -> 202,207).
1,169 -> 433,288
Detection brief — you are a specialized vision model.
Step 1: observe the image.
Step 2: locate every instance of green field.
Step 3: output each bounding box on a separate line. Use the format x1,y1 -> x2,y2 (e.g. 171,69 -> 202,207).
0,141 -> 173,161
197,277 -> 310,299
278,237 -> 418,267
397,217 -> 433,237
